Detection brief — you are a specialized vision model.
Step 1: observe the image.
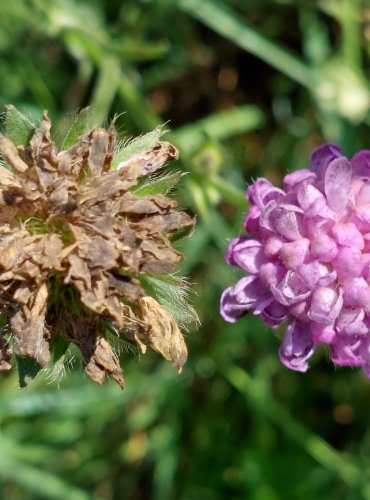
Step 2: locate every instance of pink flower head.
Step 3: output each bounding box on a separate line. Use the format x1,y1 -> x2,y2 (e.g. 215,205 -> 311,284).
221,143 -> 370,378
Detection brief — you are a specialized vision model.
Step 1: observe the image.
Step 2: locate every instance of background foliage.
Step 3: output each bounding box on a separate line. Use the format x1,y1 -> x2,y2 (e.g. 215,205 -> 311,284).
0,0 -> 370,498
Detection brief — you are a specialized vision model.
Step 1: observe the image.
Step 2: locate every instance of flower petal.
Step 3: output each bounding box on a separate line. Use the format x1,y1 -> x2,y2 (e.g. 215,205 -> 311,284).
220,287 -> 248,323
225,236 -> 249,266
220,276 -> 270,323
296,182 -> 326,215
272,206 -> 303,241
310,233 -> 338,262
261,301 -> 288,328
311,322 -> 336,344
305,211 -> 337,237
258,262 -> 286,288
295,263 -> 321,289
247,178 -> 284,208
289,301 -> 309,322
324,157 -> 352,217
280,238 -> 310,269
259,200 -> 278,232
310,143 -> 342,180
230,239 -> 267,274
279,321 -> 314,372
351,150 -> 370,179
330,335 -> 364,366
331,222 -> 364,250
335,247 -> 363,278
243,204 -> 261,235
342,277 -> 370,309
264,235 -> 284,257
308,286 -> 343,325
336,307 -> 367,336
283,169 -> 316,190
271,270 -> 311,306
355,180 -> 370,206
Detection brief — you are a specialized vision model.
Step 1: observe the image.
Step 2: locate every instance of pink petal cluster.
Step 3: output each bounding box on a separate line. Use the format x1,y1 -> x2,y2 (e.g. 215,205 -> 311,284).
221,144 -> 370,377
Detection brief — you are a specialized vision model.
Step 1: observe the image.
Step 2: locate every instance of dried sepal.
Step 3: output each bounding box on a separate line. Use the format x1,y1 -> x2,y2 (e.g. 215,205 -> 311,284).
138,296 -> 188,373
10,283 -> 50,367
0,336 -> 12,371
66,315 -> 124,389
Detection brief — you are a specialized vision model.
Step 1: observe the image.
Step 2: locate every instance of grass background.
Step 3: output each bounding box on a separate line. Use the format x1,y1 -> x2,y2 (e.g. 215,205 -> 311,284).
1,0 -> 370,498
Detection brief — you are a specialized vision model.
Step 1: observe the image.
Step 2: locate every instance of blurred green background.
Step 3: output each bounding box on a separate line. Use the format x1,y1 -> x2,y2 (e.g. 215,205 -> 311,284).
1,0 -> 370,498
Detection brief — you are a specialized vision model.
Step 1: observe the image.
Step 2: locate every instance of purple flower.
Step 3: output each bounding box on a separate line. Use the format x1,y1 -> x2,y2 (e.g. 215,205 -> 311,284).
221,143 -> 370,378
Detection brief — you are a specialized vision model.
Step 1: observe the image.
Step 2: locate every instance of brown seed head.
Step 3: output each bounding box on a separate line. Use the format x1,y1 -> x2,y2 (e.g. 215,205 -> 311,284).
0,112 -> 195,387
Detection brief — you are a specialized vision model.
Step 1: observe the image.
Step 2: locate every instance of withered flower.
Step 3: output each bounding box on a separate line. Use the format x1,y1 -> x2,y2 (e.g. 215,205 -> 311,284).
0,106 -> 196,388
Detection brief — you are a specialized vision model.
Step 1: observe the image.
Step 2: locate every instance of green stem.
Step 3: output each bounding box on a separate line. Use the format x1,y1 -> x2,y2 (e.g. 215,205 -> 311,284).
207,174 -> 247,209
175,0 -> 319,89
89,55 -> 122,126
341,0 -> 362,72
118,66 -> 161,131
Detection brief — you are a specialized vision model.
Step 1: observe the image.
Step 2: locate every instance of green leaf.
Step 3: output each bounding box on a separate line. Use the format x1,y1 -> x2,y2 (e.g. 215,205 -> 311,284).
133,171 -> 184,196
172,105 -> 264,153
51,335 -> 70,363
16,356 -> 42,388
61,107 -> 92,149
111,126 -> 165,170
140,275 -> 198,329
169,224 -> 194,243
5,105 -> 35,147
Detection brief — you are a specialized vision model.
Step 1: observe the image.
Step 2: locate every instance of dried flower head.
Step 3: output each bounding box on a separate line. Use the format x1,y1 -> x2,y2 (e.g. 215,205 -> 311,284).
0,106 -> 197,387
221,143 -> 370,378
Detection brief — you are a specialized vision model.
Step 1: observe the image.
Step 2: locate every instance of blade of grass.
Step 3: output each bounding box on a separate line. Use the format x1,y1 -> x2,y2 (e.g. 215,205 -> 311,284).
15,54 -> 56,110
207,174 -> 247,209
222,363 -> 370,498
89,54 -> 122,126
341,0 -> 362,72
0,440 -> 89,500
175,0 -> 319,89
299,8 -> 331,65
0,383 -> 128,417
178,223 -> 211,274
172,105 -> 264,152
185,178 -> 210,218
203,208 -> 236,250
60,24 -> 160,131
112,39 -> 169,61
118,65 -> 161,131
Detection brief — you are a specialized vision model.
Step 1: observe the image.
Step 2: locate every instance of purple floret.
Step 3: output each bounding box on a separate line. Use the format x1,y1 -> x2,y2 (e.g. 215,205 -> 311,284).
221,144 -> 370,378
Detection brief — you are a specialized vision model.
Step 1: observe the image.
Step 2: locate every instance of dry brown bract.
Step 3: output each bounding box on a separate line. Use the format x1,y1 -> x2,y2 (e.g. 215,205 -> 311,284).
0,113 -> 194,387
